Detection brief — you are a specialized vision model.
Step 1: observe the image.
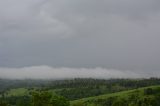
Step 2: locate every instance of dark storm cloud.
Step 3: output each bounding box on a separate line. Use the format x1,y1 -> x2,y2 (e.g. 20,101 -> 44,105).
0,0 -> 160,78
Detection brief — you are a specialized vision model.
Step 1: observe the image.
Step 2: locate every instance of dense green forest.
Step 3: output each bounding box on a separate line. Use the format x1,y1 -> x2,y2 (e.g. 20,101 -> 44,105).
0,78 -> 160,106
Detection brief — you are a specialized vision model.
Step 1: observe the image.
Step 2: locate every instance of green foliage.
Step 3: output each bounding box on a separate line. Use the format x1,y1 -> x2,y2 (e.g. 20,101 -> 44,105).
0,100 -> 9,106
71,85 -> 160,106
16,96 -> 31,106
72,101 -> 86,106
2,78 -> 160,101
31,91 -> 69,106
144,88 -> 154,95
1,78 -> 160,106
50,95 -> 70,106
31,91 -> 52,106
112,98 -> 128,106
50,78 -> 160,100
101,97 -> 116,106
137,96 -> 157,106
56,87 -> 105,100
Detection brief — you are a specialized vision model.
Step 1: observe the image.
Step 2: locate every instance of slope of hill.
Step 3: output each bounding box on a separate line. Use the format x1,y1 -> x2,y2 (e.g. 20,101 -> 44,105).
2,78 -> 160,100
1,79 -> 160,106
71,85 -> 160,106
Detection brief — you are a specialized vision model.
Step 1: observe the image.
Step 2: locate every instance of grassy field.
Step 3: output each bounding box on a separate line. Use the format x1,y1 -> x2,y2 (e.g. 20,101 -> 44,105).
6,88 -> 29,97
3,84 -> 160,106
70,85 -> 160,105
5,85 -> 160,98
0,84 -> 160,106
1,79 -> 160,106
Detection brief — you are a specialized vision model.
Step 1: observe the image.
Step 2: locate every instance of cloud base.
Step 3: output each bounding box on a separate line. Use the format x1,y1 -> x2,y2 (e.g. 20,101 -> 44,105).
0,65 -> 157,79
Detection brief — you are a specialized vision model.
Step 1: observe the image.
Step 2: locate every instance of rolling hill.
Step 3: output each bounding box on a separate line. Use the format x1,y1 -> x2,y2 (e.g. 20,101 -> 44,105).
71,85 -> 160,106
1,78 -> 160,106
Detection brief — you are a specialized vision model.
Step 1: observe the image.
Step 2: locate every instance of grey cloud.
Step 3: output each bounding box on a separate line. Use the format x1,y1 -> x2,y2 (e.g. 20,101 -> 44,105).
0,66 -> 153,79
0,0 -> 160,77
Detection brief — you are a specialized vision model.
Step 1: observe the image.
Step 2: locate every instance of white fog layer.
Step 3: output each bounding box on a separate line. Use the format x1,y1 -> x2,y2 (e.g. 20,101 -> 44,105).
0,66 -> 157,79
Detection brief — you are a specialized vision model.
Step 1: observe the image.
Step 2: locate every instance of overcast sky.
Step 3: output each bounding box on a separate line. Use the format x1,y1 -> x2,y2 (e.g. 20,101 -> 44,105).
0,0 -> 160,79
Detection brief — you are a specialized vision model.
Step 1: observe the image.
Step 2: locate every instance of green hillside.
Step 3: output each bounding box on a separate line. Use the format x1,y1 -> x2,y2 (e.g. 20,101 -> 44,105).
1,79 -> 160,106
71,85 -> 160,106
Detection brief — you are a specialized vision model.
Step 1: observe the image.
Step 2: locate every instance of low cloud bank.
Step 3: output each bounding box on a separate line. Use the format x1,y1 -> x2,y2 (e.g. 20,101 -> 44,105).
0,66 -> 156,79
